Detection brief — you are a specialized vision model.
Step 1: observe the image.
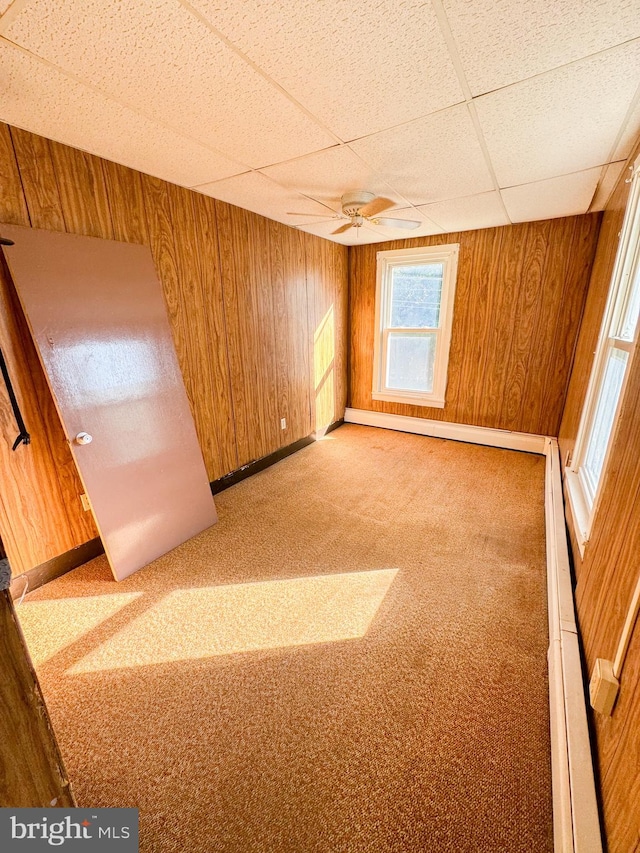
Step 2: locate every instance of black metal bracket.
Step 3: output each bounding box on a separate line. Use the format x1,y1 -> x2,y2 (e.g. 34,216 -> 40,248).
0,236 -> 29,450
0,347 -> 30,450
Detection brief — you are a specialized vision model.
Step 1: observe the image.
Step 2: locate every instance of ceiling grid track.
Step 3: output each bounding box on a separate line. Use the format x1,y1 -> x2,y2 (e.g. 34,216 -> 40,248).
429,0 -> 512,225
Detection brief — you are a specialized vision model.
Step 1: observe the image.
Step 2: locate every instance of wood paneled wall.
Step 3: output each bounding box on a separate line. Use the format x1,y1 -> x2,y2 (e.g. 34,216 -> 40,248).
559,150 -> 640,852
0,589 -> 74,807
349,217 -> 601,437
0,122 -> 347,576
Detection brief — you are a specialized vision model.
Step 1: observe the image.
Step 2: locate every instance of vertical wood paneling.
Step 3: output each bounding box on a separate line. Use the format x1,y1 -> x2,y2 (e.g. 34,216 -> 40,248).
140,174 -> 207,453
269,220 -> 312,443
483,224 -> 527,428
445,228 -> 493,424
0,121 -> 348,576
348,243 -> 375,412
48,142 -> 113,239
9,129 -> 66,232
100,159 -> 148,245
502,221 -> 550,431
0,125 -> 29,227
305,234 -> 348,431
217,202 -> 279,465
190,192 -> 237,476
349,217 -> 601,436
167,184 -> 235,480
558,139 -> 640,853
524,217 -> 579,435
539,215 -> 603,437
0,590 -> 74,807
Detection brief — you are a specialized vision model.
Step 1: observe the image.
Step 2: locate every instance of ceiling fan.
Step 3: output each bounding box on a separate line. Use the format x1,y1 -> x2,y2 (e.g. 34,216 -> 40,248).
331,191 -> 421,235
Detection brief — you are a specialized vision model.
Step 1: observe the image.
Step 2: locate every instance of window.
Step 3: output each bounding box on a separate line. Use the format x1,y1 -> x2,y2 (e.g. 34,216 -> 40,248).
566,156 -> 640,550
372,244 -> 459,408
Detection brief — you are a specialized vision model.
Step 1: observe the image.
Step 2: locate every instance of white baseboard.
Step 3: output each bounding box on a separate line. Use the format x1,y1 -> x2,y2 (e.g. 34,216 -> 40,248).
344,408 -> 547,454
342,409 -> 601,852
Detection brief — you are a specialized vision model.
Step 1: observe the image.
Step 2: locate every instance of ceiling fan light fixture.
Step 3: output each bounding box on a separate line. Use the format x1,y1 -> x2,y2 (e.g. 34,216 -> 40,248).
332,190 -> 421,239
341,190 -> 376,218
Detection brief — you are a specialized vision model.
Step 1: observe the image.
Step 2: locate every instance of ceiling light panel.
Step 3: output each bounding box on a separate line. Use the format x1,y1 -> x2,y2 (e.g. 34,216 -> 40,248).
475,40 -> 640,188
589,162 -> 626,211
0,0 -> 335,168
0,40 -> 244,186
194,171 -> 337,227
501,168 -> 601,222
417,191 -> 509,232
350,104 -> 494,205
189,0 -> 464,141
443,0 -> 640,97
260,146 -> 408,212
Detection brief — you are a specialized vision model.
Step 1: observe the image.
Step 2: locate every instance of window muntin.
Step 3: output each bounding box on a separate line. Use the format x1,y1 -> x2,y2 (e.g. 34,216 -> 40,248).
373,244 -> 459,408
567,157 -> 640,546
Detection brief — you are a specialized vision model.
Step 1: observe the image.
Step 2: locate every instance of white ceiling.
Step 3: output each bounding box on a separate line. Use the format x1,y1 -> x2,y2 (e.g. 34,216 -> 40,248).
0,0 -> 639,245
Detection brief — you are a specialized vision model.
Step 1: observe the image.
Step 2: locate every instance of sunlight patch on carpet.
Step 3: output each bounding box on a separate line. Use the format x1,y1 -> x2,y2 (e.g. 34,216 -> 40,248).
67,569 -> 399,672
18,593 -> 143,667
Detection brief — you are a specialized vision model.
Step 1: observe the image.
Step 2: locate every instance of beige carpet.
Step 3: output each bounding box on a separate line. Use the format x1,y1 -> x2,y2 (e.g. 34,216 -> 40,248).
17,424 -> 552,852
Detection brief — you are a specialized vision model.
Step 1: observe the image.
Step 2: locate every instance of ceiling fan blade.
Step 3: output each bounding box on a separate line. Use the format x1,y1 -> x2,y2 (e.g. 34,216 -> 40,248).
371,217 -> 421,230
332,222 -> 354,235
360,196 -> 395,217
286,211 -> 338,218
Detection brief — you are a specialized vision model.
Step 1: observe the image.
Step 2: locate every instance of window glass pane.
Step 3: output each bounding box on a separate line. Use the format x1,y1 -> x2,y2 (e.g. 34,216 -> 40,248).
584,348 -> 628,491
619,263 -> 640,341
390,263 -> 443,328
386,332 -> 436,392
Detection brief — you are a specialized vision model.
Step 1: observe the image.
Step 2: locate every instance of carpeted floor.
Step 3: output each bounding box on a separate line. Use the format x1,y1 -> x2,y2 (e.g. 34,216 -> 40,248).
17,424 -> 552,852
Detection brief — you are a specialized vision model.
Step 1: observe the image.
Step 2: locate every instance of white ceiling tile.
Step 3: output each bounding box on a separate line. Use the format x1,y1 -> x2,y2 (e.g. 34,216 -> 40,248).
189,0 -> 464,140
260,146 -> 409,212
475,41 -> 640,187
443,0 -> 640,96
612,90 -> 640,161
589,162 -> 627,211
0,40 -> 245,186
298,220 -> 385,246
0,1 -> 15,15
417,191 -> 509,232
501,168 -> 601,222
0,0 -> 335,168
194,172 -> 337,227
349,104 -> 494,205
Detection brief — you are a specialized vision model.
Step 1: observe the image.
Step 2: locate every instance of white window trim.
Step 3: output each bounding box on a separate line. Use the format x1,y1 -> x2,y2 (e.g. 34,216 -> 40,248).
566,156 -> 640,553
372,243 -> 459,408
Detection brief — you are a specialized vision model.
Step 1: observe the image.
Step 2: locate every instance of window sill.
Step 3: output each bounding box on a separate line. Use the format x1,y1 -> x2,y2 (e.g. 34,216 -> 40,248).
564,468 -> 589,559
371,391 -> 446,409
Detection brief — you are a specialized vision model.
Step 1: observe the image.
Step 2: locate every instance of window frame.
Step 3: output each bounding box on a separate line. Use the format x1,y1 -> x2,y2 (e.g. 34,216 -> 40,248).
372,243 -> 459,408
566,156 -> 640,553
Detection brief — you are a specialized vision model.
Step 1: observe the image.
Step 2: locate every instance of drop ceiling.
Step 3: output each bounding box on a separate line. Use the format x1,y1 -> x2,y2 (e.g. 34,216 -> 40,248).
0,0 -> 639,245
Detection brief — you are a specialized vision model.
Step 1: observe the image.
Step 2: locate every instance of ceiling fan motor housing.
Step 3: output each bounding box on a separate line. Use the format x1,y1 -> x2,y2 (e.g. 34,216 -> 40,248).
341,190 -> 375,217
